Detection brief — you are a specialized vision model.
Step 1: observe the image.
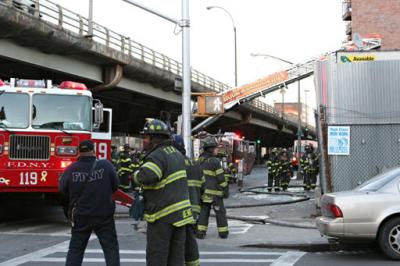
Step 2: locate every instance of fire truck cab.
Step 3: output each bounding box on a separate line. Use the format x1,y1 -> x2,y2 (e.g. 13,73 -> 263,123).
0,78 -> 115,203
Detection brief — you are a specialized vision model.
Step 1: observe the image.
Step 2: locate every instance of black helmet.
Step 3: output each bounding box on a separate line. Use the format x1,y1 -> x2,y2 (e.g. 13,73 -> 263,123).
123,144 -> 130,150
171,134 -> 185,152
202,136 -> 218,149
140,118 -> 170,136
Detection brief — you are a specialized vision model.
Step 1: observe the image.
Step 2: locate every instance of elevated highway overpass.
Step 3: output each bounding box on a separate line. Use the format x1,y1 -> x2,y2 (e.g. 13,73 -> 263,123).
0,0 -> 315,147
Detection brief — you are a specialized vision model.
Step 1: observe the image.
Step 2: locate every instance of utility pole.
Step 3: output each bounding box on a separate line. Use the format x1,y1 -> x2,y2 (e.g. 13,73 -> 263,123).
88,0 -> 93,37
297,78 -> 302,180
121,0 -> 193,157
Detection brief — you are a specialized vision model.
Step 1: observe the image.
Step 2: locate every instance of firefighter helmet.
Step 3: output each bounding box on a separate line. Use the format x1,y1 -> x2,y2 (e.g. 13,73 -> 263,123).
217,149 -> 226,157
202,136 -> 218,149
140,118 -> 170,136
271,148 -> 278,154
305,144 -> 313,152
171,134 -> 185,151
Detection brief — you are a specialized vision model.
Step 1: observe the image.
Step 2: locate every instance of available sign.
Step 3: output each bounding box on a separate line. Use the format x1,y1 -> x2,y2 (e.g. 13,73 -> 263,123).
328,126 -> 350,155
340,55 -> 376,63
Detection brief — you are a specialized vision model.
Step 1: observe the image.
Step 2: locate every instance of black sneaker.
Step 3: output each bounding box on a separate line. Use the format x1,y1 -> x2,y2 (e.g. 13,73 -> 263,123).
219,233 -> 228,239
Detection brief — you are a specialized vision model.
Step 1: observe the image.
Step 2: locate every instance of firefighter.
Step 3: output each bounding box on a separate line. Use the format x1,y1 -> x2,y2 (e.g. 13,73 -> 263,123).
172,134 -> 201,266
134,119 -> 194,266
130,149 -> 142,176
217,149 -> 233,193
111,145 -> 118,169
279,149 -> 292,191
116,144 -> 133,192
300,144 -> 319,190
266,148 -> 280,192
196,136 -> 229,239
228,162 -> 237,183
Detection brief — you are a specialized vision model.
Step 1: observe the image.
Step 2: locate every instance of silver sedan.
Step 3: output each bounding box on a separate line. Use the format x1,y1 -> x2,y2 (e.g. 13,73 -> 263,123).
316,167 -> 400,260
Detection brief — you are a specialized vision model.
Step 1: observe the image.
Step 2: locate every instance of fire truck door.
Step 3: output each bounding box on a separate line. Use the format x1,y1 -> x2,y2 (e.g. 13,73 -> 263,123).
92,108 -> 112,160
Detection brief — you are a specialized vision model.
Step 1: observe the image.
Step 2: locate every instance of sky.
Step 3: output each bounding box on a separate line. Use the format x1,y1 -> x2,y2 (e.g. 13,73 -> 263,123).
49,0 -> 345,109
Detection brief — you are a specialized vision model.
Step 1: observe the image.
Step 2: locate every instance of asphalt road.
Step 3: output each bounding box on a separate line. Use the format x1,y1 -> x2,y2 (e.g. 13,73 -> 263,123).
0,166 -> 398,265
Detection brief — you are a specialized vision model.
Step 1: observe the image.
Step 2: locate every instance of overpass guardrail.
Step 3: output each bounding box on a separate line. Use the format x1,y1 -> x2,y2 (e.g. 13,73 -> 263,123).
1,0 -> 314,131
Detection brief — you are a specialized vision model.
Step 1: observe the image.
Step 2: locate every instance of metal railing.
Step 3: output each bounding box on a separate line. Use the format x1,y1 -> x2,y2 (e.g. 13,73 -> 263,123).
249,99 -> 308,128
1,0 -> 310,127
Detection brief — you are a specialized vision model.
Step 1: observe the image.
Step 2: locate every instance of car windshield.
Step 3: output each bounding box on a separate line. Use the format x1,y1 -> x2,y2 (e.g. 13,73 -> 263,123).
32,94 -> 91,131
0,92 -> 29,128
355,168 -> 400,192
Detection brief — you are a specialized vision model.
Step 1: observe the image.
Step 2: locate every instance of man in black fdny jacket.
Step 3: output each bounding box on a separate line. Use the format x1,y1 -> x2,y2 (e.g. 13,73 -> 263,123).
59,140 -> 120,266
134,119 -> 194,266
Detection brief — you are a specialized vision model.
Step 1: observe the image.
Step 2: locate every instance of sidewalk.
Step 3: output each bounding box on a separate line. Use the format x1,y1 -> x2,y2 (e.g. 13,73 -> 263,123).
212,165 -> 330,251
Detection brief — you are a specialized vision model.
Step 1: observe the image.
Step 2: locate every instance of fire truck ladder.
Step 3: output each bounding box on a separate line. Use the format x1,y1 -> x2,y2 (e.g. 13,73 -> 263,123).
192,54 -> 324,133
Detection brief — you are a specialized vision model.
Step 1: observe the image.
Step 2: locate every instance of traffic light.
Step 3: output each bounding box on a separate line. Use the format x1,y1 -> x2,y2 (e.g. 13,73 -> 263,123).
256,139 -> 261,144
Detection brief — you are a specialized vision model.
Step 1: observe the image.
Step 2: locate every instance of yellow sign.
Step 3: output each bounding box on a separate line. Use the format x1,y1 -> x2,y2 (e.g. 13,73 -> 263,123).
340,55 -> 376,63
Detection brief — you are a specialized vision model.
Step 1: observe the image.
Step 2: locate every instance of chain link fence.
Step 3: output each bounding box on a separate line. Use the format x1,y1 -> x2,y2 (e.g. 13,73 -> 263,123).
322,124 -> 400,192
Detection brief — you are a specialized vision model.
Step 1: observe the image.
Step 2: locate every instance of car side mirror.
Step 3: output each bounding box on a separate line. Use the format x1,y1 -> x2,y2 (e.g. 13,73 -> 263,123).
93,100 -> 104,130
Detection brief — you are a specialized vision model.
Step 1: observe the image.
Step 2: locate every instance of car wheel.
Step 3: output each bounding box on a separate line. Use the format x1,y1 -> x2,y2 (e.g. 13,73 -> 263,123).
378,217 -> 400,260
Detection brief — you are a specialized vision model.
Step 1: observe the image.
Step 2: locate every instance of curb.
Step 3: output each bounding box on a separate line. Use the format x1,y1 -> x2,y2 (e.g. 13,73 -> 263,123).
220,214 -> 317,229
242,243 -> 331,252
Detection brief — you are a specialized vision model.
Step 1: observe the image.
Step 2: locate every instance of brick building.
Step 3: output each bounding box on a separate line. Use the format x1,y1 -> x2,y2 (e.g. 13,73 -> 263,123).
343,0 -> 400,50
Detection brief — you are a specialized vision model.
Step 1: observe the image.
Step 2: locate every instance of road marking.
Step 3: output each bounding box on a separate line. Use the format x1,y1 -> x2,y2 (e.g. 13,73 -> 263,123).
270,251 -> 306,266
0,244 -> 288,265
84,249 -> 285,256
33,257 -> 275,263
0,240 -> 70,266
32,257 -> 277,263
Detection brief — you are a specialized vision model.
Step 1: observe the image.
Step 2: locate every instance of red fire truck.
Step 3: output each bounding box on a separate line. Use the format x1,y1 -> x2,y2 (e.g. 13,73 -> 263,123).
0,78 -> 132,209
219,132 -> 256,176
193,131 -> 256,176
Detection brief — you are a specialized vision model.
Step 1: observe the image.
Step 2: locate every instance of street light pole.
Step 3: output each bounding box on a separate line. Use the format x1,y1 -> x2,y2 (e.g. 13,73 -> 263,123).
297,78 -> 302,179
181,0 -> 192,157
88,0 -> 93,37
251,53 -> 303,178
280,87 -> 286,120
121,0 -> 193,157
304,89 -> 310,127
234,26 -> 237,87
207,6 -> 237,87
